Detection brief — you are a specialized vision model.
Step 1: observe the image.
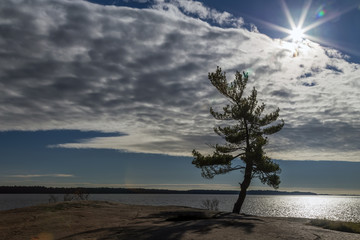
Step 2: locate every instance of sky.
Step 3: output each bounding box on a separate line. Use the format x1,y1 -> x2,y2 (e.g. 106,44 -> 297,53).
0,0 -> 359,194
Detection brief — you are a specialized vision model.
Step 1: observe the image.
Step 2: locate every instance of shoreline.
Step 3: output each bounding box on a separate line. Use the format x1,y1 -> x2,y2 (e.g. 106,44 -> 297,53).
0,201 -> 359,240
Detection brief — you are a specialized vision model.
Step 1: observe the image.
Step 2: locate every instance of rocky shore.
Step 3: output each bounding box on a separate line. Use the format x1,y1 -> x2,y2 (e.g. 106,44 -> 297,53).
0,201 -> 358,240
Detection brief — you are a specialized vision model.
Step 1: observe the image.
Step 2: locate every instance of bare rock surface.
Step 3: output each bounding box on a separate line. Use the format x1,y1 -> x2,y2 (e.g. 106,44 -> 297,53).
0,201 -> 359,240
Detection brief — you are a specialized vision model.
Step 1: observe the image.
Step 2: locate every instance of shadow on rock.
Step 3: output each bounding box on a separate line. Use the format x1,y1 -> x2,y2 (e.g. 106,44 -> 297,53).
59,210 -> 259,240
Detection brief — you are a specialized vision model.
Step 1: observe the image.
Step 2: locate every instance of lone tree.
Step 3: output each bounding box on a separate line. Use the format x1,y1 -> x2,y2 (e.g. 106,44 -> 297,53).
192,67 -> 284,214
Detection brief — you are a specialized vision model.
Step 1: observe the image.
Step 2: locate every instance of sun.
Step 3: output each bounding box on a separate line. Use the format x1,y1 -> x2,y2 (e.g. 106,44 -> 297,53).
251,0 -> 358,55
290,27 -> 304,42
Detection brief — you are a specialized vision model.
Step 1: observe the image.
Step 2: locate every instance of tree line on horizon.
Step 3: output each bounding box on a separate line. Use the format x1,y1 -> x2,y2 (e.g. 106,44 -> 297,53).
0,186 -> 318,195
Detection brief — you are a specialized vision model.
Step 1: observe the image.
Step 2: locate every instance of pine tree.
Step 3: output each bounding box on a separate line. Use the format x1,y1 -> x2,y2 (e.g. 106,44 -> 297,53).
192,66 -> 284,214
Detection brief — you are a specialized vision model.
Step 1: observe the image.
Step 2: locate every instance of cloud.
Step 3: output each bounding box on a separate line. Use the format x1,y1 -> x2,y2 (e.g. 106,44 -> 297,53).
123,0 -> 149,3
152,0 -> 244,27
0,0 -> 359,161
8,174 -> 74,178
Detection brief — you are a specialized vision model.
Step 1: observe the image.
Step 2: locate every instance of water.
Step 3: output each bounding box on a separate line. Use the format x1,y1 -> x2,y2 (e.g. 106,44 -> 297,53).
1,194 -> 359,222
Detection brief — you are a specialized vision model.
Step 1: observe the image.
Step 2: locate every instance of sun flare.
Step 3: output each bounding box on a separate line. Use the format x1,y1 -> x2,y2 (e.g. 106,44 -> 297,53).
254,0 -> 358,54
290,27 -> 304,42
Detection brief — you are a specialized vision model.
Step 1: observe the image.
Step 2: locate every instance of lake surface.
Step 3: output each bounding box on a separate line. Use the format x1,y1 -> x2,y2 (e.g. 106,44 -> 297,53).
1,194 -> 359,222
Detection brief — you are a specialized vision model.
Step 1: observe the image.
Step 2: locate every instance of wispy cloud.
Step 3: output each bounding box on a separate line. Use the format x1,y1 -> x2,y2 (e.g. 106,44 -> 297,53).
152,0 -> 244,27
0,0 -> 359,161
8,174 -> 75,178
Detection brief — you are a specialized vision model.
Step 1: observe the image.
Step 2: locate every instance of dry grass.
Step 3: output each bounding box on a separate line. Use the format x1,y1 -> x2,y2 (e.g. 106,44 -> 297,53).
309,219 -> 360,234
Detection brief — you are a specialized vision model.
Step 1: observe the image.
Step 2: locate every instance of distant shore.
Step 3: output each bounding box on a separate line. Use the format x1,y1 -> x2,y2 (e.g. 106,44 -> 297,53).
0,186 -> 320,195
0,201 -> 359,240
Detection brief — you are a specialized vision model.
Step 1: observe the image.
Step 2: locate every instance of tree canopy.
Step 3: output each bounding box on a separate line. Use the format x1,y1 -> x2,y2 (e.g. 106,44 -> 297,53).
192,66 -> 284,213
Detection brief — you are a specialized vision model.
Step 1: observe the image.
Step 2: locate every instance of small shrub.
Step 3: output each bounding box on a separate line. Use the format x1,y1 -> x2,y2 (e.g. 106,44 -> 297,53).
48,194 -> 58,203
63,189 -> 90,201
201,199 -> 219,211
63,193 -> 74,201
73,189 -> 90,201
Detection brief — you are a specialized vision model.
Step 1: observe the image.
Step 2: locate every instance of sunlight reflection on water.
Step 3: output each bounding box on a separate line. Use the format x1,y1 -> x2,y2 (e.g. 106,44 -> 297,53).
242,195 -> 360,222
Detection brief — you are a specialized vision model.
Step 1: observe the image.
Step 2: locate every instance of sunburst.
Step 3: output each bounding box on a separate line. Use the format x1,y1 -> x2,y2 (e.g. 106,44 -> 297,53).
289,27 -> 304,42
252,0 -> 358,53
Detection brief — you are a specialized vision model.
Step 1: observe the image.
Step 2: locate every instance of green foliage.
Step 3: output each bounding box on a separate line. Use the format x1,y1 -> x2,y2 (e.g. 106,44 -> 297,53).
192,66 -> 284,189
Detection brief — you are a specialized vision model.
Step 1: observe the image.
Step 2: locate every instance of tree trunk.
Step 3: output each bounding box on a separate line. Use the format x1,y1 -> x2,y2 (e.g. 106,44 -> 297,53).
232,184 -> 247,213
232,163 -> 252,214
